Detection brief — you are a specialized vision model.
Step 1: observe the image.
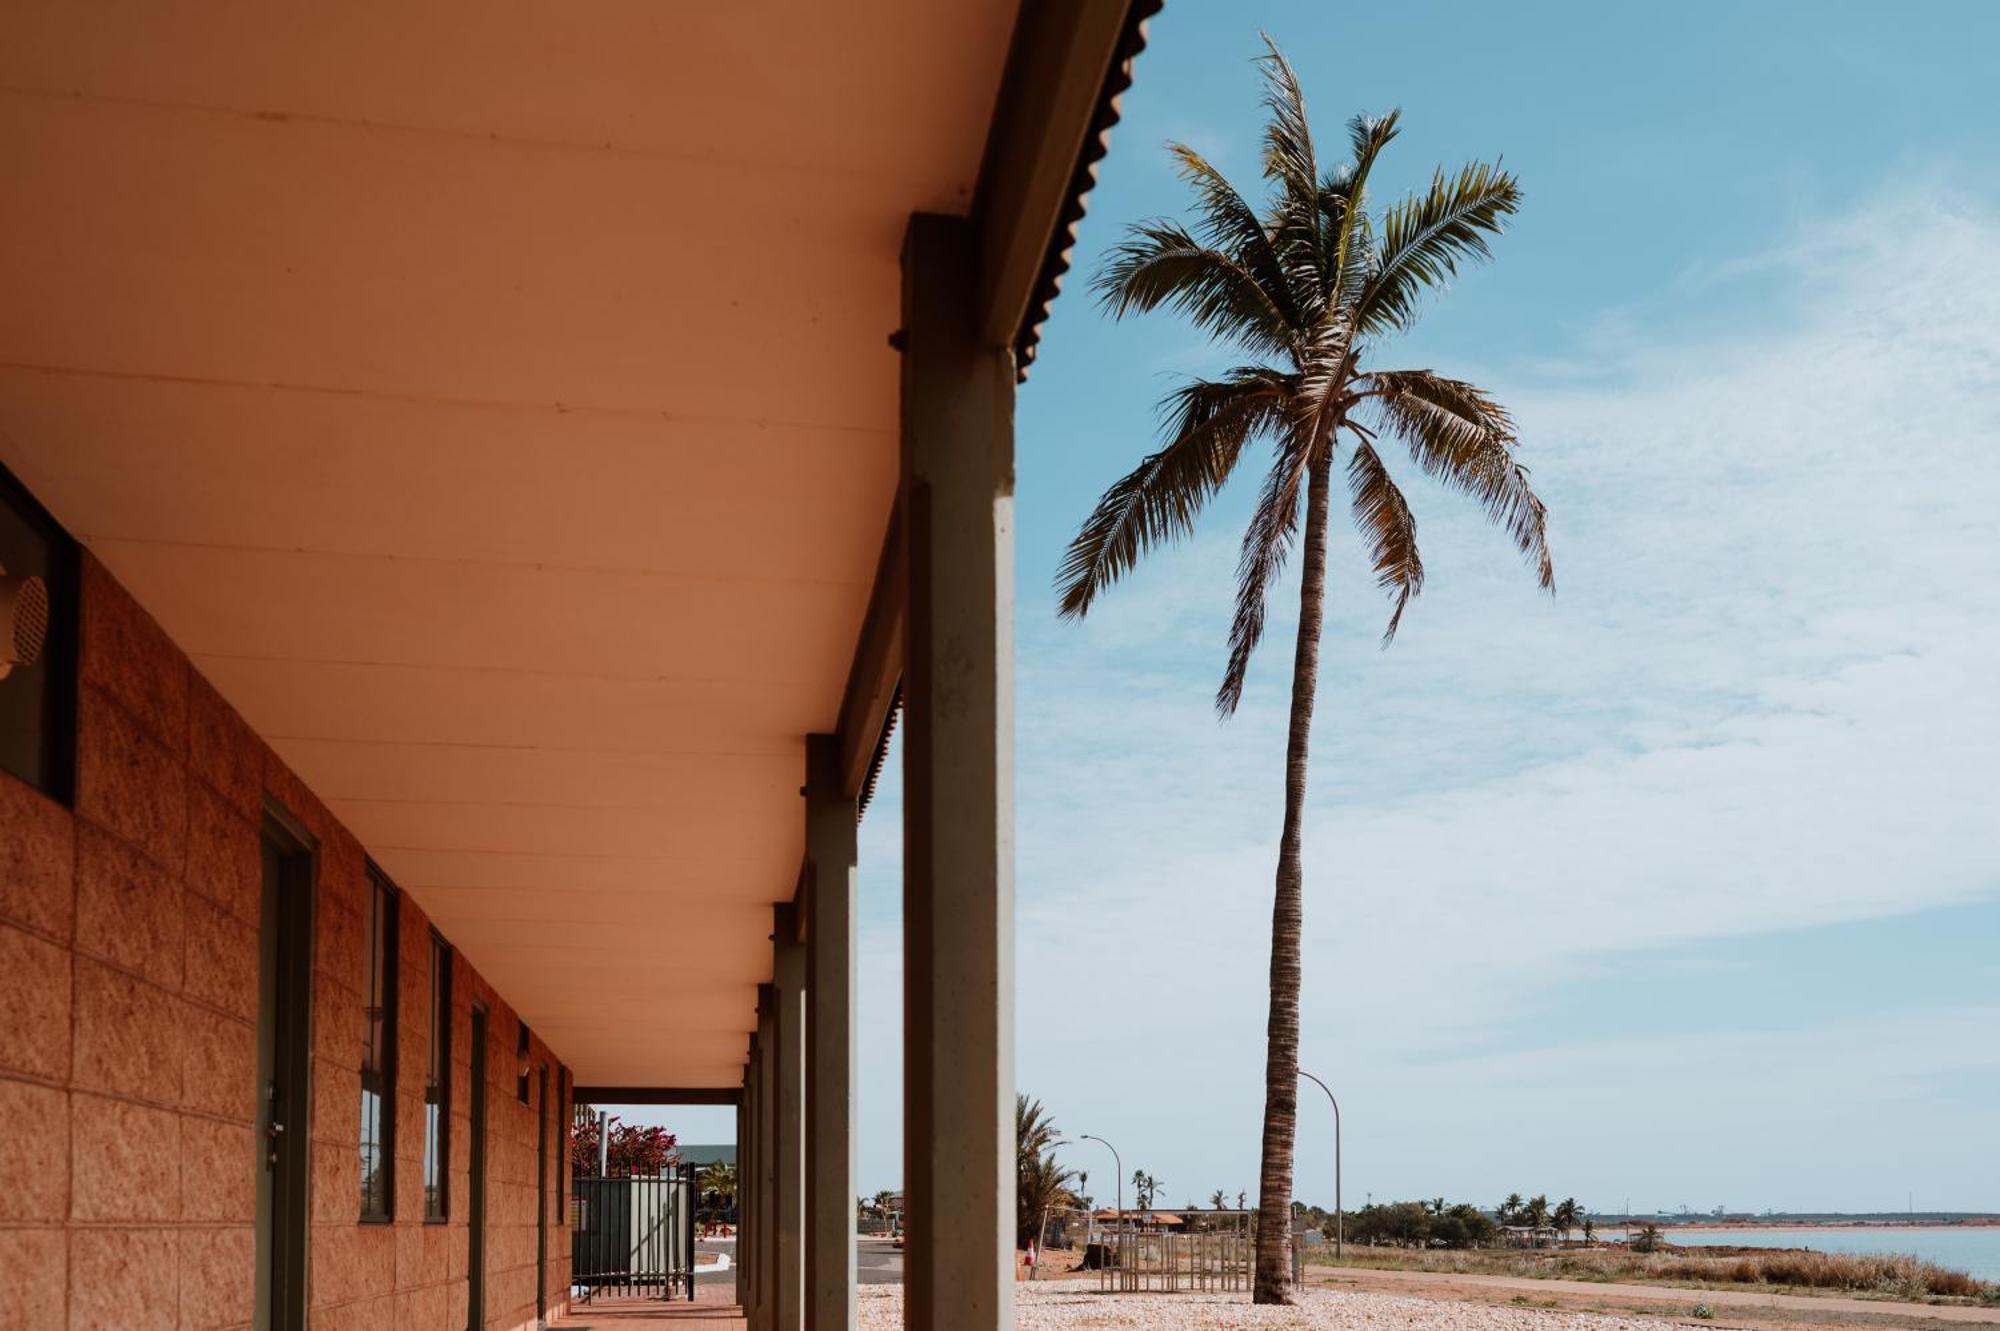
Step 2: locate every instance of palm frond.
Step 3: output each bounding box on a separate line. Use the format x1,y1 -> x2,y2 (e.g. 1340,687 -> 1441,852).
1168,144 -> 1303,334
1216,426 -> 1313,715
1345,435 -> 1423,641
1328,110 -> 1400,316
1255,35 -> 1319,214
1367,369 -> 1553,590
1255,35 -> 1327,307
1056,370 -> 1289,619
1358,160 -> 1519,335
1096,220 -> 1295,357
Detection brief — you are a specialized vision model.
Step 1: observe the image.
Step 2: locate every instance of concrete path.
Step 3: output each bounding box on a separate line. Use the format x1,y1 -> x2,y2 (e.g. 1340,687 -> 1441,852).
1312,1264 -> 2000,1323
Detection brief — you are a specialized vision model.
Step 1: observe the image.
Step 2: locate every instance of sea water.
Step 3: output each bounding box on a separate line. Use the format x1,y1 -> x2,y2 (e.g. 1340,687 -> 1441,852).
1609,1227 -> 2000,1282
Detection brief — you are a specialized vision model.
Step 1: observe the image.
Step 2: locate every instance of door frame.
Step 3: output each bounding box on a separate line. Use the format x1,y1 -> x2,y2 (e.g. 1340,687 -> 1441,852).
468,1003 -> 488,1331
536,1063 -> 550,1325
256,807 -> 315,1331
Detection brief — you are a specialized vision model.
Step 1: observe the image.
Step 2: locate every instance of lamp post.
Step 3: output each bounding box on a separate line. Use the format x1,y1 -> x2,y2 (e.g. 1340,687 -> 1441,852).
1080,1134 -> 1122,1231
1298,1071 -> 1342,1257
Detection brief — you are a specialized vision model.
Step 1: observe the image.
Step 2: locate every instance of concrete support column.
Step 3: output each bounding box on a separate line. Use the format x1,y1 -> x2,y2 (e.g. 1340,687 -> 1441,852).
735,1089 -> 749,1311
804,733 -> 858,1331
754,988 -> 777,1330
898,212 -> 1016,1331
773,904 -> 807,1331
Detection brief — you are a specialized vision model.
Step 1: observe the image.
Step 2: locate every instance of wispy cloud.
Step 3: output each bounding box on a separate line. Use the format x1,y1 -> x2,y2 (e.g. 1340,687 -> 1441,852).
841,193 -> 2000,1203
974,190 -> 2000,1204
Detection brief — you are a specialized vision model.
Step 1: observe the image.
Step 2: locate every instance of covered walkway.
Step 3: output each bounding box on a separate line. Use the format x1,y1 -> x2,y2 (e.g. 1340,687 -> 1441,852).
0,1 -> 1161,1328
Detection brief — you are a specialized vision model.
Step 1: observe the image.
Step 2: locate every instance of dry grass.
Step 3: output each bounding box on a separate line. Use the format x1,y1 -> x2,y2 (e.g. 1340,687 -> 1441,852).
1306,1244 -> 1996,1302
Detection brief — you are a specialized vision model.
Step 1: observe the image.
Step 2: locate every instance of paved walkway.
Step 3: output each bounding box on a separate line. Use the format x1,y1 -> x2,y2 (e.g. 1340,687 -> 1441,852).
1314,1265 -> 2000,1323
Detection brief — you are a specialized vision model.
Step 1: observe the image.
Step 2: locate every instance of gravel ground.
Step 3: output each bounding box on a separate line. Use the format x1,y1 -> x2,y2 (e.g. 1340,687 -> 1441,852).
856,1283 -> 1691,1331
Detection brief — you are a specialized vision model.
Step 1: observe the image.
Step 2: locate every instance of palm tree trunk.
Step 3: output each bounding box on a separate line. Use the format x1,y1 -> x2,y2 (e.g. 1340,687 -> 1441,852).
1253,442 -> 1335,1303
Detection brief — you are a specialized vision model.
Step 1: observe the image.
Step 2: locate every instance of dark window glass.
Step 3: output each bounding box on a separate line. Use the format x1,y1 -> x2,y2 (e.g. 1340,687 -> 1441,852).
0,464 -> 77,802
359,870 -> 399,1220
516,1022 -> 530,1104
423,934 -> 451,1221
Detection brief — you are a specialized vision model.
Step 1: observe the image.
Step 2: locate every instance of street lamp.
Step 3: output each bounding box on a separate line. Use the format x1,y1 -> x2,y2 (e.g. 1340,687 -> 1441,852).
1298,1071 -> 1342,1257
1080,1134 -> 1122,1230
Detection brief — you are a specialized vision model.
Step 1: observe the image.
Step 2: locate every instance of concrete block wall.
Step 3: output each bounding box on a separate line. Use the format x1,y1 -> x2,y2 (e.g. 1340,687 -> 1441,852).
0,554 -> 571,1330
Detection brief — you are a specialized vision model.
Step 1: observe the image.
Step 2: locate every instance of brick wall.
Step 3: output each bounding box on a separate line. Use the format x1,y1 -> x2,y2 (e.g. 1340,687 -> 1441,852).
0,555 -> 571,1330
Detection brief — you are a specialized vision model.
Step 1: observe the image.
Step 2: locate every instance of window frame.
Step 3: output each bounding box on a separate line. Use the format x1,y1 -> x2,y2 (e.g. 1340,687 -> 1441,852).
358,866 -> 400,1223
422,930 -> 452,1223
0,462 -> 79,805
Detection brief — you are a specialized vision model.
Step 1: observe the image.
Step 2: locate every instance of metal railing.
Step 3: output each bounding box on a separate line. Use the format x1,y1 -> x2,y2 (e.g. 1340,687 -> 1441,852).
570,1162 -> 697,1302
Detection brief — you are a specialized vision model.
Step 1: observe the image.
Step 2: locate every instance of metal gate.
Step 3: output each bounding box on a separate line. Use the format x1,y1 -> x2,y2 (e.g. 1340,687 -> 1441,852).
570,1163 -> 697,1302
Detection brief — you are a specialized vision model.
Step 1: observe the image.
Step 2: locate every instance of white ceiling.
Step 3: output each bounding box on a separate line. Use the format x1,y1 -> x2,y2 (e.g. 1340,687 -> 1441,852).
0,0 -> 1021,1085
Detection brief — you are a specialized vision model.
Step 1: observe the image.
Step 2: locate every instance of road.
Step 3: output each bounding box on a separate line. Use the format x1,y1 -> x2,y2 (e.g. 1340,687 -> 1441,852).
859,1236 -> 904,1285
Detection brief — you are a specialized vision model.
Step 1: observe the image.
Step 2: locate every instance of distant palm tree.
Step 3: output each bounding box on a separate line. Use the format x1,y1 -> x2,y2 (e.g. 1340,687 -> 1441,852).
1058,38 -> 1550,1306
1501,1192 -> 1525,1225
1016,1095 -> 1073,1247
697,1160 -> 736,1203
1525,1195 -> 1552,1231
1553,1197 -> 1581,1243
1019,1153 -> 1077,1249
1017,1095 -> 1059,1173
1211,1189 -> 1229,1210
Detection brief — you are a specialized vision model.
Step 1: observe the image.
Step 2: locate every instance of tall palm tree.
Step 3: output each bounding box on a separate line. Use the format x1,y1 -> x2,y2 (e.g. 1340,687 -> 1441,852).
1057,39 -> 1552,1304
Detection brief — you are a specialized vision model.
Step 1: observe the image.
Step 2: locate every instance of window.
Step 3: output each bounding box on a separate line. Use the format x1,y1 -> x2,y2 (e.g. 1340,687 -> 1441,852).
359,868 -> 399,1221
0,463 -> 77,803
422,933 -> 451,1222
516,1021 -> 531,1104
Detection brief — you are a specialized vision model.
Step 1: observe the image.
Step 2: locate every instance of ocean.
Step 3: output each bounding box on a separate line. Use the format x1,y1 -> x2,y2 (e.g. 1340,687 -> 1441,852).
1609,1227 -> 2000,1282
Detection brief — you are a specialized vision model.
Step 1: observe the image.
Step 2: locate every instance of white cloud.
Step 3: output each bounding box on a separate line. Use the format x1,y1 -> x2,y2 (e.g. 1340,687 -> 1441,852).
980,191 -> 2000,1204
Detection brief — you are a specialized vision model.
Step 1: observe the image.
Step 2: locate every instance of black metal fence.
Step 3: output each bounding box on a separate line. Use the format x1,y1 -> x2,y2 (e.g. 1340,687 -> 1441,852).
570,1163 -> 697,1302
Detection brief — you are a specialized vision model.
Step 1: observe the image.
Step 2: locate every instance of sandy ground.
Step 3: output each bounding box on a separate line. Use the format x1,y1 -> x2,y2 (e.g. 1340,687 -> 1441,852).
856,1282 -> 1730,1330
1312,1267 -> 2000,1331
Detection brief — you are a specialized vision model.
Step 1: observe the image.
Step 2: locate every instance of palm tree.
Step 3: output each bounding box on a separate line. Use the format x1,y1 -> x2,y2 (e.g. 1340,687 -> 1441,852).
697,1160 -> 736,1203
1525,1195 -> 1552,1231
1211,1189 -> 1229,1210
1501,1193 -> 1524,1225
1057,39 -> 1551,1303
1016,1095 -> 1059,1173
1016,1095 -> 1073,1247
1553,1197 -> 1580,1243
1019,1152 -> 1077,1249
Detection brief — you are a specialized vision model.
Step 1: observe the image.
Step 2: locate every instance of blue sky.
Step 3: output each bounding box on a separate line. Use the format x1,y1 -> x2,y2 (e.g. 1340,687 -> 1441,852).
640,0 -> 2000,1212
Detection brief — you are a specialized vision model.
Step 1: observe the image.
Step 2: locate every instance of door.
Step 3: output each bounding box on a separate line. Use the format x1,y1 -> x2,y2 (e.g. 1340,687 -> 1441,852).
535,1064 -> 549,1325
468,1004 -> 488,1331
256,817 -> 313,1331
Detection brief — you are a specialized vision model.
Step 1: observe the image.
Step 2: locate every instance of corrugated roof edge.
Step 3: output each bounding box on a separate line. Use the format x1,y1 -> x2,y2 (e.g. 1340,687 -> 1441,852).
1015,0 -> 1165,381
